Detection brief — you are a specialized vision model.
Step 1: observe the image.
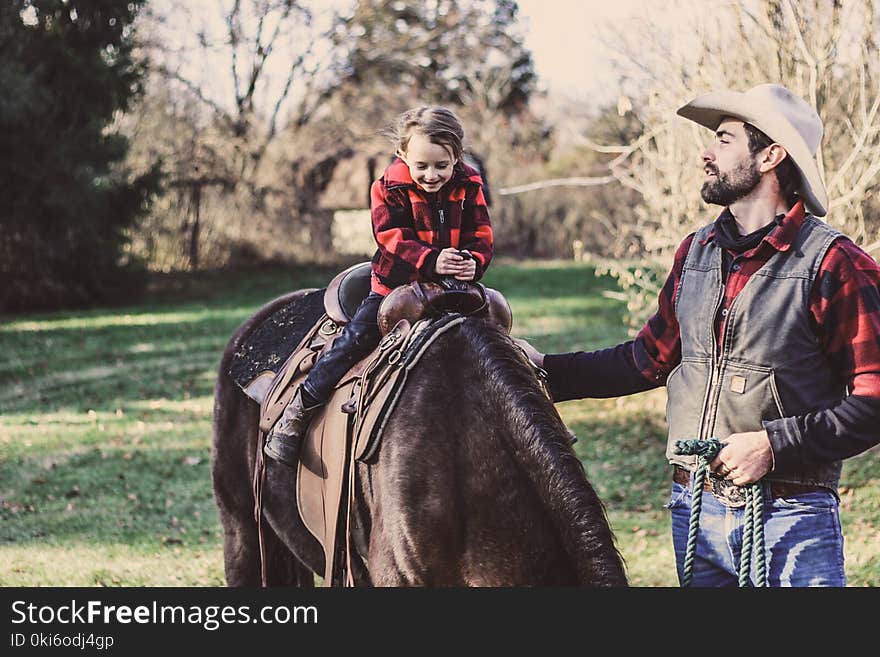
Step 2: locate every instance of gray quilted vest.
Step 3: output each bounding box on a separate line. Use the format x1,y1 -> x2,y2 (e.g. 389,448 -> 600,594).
665,215 -> 844,490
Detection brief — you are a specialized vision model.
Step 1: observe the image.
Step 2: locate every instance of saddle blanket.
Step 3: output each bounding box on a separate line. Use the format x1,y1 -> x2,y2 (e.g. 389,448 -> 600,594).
228,290 -> 326,392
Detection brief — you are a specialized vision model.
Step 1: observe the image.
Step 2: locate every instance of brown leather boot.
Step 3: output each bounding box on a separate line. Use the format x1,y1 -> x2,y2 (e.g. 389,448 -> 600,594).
263,387 -> 321,466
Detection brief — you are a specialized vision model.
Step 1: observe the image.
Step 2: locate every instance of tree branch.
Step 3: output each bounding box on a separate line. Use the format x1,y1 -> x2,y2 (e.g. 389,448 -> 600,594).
496,177 -> 617,196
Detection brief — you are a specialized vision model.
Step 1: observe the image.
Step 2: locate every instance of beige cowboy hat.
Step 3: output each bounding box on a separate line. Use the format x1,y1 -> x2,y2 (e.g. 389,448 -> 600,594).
677,83 -> 828,217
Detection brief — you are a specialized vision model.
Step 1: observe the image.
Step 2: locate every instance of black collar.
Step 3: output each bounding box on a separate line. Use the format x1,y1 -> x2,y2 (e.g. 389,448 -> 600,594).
713,209 -> 784,254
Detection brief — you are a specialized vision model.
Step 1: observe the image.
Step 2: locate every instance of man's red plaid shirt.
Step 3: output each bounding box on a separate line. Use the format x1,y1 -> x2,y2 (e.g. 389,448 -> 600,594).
544,201 -> 880,469
634,202 -> 880,400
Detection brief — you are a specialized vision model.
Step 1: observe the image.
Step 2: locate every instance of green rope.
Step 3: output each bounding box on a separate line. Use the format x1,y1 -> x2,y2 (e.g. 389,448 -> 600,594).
751,481 -> 767,586
740,485 -> 754,586
673,438 -> 767,587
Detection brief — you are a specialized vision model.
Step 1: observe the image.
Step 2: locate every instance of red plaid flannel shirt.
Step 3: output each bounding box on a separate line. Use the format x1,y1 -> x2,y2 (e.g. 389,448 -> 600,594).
634,201 -> 880,400
369,159 -> 493,295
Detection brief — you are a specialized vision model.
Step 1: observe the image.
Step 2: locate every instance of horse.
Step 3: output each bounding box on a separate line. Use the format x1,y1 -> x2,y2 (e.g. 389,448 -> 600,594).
211,289 -> 628,587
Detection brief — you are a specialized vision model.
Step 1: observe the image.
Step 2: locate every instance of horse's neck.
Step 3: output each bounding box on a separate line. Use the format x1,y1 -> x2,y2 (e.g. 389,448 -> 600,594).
355,321 -> 580,584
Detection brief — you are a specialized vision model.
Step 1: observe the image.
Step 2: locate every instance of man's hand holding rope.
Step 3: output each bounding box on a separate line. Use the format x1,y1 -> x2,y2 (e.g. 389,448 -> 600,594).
710,430 -> 774,486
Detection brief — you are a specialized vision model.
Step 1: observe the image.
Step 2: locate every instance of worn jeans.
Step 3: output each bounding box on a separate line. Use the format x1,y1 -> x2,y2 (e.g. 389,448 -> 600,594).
667,477 -> 846,587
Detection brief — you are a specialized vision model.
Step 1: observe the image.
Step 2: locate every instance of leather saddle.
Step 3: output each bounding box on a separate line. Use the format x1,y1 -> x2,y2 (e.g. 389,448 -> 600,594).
249,262 -> 513,585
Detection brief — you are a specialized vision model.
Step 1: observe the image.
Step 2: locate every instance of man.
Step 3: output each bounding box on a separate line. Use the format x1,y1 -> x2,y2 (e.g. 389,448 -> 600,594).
517,83 -> 880,586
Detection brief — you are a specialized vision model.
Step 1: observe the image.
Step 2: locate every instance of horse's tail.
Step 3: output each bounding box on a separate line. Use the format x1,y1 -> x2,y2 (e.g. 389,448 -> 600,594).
461,319 -> 628,586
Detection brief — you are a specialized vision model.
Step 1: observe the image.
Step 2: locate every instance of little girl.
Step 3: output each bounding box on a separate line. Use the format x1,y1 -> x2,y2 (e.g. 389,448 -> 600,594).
265,105 -> 494,465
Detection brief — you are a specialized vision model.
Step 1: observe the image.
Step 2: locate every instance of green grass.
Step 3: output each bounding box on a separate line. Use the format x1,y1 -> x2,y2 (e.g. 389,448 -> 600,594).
0,264 -> 336,586
1,259 -> 877,586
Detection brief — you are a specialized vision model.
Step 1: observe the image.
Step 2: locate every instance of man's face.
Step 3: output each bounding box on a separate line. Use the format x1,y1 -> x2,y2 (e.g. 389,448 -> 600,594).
700,118 -> 762,206
400,132 -> 457,193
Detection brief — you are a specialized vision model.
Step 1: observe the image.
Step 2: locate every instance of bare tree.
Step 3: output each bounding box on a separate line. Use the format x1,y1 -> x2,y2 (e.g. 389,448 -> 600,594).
122,0 -> 351,269
586,0 -> 880,330
124,0 -> 553,270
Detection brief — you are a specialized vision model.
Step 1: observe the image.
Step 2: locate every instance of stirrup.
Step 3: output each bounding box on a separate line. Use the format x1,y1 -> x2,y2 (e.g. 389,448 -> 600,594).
263,388 -> 320,466
263,428 -> 301,467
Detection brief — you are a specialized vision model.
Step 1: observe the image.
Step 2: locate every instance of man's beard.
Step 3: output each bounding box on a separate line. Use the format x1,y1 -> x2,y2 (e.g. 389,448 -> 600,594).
700,158 -> 761,206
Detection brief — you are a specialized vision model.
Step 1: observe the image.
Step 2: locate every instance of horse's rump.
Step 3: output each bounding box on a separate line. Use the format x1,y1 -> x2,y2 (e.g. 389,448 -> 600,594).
212,289 -> 325,586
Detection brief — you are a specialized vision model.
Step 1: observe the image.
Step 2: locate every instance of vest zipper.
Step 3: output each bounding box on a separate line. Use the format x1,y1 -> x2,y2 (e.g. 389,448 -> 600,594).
699,246 -> 763,445
696,278 -> 726,444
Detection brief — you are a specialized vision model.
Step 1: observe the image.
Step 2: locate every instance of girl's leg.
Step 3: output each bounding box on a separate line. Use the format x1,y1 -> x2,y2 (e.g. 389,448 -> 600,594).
301,292 -> 384,403
264,292 -> 384,465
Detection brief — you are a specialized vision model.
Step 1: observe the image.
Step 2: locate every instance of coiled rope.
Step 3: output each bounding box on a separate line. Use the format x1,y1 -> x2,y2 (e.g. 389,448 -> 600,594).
673,438 -> 767,587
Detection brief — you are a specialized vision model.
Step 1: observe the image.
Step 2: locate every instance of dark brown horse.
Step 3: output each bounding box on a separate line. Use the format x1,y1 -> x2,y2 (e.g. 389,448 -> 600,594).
212,290 -> 627,586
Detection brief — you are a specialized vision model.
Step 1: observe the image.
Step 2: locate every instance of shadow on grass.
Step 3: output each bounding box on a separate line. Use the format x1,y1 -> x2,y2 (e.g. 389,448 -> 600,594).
3,307 -> 284,414
0,446 -> 220,549
567,410 -> 670,511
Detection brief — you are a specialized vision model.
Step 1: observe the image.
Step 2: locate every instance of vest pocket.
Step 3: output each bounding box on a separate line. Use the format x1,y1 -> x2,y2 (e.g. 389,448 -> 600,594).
715,363 -> 788,435
665,357 -> 710,463
767,368 -> 787,418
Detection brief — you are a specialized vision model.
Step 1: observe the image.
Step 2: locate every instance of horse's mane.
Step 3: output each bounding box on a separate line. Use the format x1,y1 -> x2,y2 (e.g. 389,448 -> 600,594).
452,317 -> 626,586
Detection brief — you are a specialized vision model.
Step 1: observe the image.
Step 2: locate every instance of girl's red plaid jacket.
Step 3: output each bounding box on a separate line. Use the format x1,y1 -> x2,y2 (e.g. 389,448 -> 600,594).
369,158 -> 493,295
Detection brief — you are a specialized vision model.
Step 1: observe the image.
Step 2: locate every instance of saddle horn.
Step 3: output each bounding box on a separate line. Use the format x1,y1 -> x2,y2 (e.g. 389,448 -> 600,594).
377,281 -> 512,336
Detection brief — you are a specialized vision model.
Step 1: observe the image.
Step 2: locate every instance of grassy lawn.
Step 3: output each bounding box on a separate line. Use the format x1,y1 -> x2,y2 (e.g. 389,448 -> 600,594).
1,259 -> 877,586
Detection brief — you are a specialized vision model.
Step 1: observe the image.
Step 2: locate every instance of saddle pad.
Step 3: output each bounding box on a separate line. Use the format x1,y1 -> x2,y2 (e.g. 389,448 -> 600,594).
229,289 -> 326,390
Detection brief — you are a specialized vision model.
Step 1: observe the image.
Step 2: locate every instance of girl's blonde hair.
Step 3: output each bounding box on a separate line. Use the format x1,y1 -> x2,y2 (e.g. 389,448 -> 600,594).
387,106 -> 465,161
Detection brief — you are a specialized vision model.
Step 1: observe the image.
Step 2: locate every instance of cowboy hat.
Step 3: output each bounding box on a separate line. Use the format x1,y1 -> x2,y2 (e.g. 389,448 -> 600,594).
677,83 -> 828,216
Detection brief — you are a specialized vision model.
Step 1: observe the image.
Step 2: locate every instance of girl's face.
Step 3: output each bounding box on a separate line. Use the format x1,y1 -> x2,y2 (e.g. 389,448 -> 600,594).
400,132 -> 457,193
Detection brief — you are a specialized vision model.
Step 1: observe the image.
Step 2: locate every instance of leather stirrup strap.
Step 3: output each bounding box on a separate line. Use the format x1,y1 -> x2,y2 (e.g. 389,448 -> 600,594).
344,441 -> 357,588
343,337 -> 394,587
252,429 -> 269,587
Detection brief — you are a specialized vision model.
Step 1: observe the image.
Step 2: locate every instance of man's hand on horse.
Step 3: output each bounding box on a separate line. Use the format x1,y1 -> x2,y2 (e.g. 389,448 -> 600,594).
512,337 -> 545,368
710,430 -> 774,486
435,247 -> 476,281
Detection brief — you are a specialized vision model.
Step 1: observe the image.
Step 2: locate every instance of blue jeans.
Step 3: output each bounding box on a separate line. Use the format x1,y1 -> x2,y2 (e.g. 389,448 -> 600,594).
301,292 -> 383,403
667,477 -> 846,587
